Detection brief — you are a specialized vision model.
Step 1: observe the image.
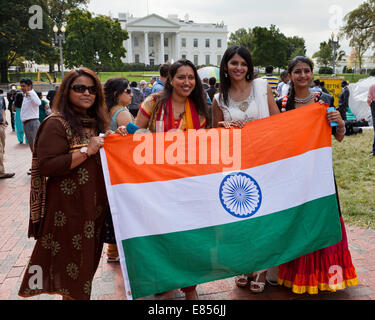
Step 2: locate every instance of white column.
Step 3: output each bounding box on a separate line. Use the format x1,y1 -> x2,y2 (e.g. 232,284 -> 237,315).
175,33 -> 180,62
127,31 -> 133,63
160,32 -> 165,64
144,32 -> 149,65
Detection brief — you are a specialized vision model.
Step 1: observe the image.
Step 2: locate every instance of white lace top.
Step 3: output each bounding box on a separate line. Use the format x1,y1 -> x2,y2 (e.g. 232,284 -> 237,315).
214,78 -> 270,122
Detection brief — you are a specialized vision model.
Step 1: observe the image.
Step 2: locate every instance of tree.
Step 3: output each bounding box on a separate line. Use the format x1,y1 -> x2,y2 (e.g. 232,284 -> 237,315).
343,1 -> 375,70
312,39 -> 345,68
0,0 -> 51,83
0,0 -> 89,83
251,25 -> 288,69
38,0 -> 89,72
285,36 -> 306,61
228,28 -> 253,52
343,0 -> 375,50
63,9 -> 128,72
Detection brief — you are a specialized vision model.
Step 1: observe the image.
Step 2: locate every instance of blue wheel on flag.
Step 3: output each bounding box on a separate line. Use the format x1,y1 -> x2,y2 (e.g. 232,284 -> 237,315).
219,172 -> 262,219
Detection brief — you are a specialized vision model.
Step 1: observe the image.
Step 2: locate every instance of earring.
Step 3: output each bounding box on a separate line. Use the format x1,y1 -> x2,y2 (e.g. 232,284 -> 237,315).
224,72 -> 228,78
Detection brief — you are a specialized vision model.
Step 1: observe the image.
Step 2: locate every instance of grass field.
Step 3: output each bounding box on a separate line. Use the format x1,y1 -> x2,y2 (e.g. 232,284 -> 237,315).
8,71 -> 159,84
7,71 -> 371,85
333,129 -> 375,229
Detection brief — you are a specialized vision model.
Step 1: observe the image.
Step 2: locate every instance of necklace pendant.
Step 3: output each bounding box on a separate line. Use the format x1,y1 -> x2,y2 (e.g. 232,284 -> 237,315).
239,101 -> 249,112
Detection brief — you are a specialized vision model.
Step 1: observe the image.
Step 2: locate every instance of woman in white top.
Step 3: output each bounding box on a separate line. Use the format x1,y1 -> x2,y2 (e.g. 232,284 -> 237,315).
212,45 -> 280,293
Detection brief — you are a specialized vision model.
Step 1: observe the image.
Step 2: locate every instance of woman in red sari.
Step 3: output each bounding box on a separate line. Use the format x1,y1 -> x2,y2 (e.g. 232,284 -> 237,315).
276,56 -> 358,294
135,59 -> 208,299
136,59 -> 207,133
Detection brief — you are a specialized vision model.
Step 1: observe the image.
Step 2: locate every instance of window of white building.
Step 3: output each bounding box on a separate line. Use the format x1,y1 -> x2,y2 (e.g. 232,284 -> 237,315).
217,39 -> 222,48
194,55 -> 199,65
206,55 -> 210,65
194,39 -> 198,48
135,54 -> 140,63
181,38 -> 186,47
164,37 -> 169,47
205,39 -> 210,48
164,54 -> 169,62
134,37 -> 139,47
217,55 -> 222,66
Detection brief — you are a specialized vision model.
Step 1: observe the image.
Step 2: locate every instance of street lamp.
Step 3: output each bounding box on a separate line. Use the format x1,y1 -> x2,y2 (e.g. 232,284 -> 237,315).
53,25 -> 66,81
331,33 -> 339,75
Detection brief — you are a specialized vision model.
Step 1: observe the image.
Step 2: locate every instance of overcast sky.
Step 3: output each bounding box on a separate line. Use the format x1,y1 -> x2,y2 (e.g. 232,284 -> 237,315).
87,0 -> 367,57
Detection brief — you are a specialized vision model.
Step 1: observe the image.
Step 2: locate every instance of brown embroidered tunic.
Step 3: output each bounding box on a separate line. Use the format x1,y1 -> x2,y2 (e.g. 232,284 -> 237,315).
18,115 -> 108,300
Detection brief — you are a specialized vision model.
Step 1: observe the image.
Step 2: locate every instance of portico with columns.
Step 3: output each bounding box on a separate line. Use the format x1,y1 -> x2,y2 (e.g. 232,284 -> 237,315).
119,13 -> 228,66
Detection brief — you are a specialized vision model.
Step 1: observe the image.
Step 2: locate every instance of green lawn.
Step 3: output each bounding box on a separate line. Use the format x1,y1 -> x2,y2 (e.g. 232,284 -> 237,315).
7,71 -> 159,84
7,71 -> 371,85
333,129 -> 375,229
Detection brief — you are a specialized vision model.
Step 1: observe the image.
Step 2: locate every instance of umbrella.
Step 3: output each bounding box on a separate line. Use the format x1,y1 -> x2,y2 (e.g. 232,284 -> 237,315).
198,66 -> 220,82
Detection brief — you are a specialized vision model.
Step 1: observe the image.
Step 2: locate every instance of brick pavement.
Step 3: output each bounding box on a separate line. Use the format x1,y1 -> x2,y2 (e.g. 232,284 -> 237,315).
1,118 -> 375,301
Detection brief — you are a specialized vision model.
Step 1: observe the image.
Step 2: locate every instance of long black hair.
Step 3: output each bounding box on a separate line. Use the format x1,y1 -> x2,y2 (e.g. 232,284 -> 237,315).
14,92 -> 24,108
52,67 -> 109,135
157,59 -> 209,121
219,45 -> 255,106
104,77 -> 130,112
286,56 -> 314,110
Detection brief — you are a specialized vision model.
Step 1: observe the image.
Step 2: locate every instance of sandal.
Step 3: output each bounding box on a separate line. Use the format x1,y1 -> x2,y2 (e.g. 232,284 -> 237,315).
235,275 -> 251,288
106,256 -> 120,263
250,271 -> 266,293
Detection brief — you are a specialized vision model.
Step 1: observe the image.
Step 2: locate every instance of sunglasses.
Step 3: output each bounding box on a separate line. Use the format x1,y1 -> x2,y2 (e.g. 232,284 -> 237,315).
71,84 -> 97,94
123,88 -> 132,94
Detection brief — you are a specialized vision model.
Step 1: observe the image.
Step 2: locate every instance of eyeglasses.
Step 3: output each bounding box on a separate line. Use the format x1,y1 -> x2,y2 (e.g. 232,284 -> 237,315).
124,88 -> 132,95
71,84 -> 97,95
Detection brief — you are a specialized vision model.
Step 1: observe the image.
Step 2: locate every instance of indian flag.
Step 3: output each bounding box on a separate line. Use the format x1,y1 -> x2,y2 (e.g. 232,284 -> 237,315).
100,103 -> 342,300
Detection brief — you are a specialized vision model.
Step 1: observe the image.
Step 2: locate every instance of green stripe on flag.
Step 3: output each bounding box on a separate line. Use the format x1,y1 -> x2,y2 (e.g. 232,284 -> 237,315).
123,194 -> 342,299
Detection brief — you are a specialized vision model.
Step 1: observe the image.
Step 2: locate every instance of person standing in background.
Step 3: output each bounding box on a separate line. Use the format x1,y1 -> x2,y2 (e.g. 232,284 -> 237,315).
0,93 -> 15,179
47,86 -> 59,109
262,65 -> 279,98
37,92 -> 51,123
338,80 -> 350,121
13,92 -> 26,144
276,71 -> 289,98
367,83 -> 375,157
6,90 -> 16,131
128,81 -> 145,118
20,78 -> 41,175
151,63 -> 170,94
20,78 -> 41,153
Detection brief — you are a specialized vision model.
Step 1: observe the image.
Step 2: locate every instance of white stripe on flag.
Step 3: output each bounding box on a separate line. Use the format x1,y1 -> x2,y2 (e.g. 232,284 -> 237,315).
108,147 -> 334,240
100,149 -> 133,300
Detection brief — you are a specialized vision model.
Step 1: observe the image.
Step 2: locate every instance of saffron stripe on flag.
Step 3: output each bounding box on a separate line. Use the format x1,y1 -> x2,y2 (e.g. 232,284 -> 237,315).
103,103 -> 331,185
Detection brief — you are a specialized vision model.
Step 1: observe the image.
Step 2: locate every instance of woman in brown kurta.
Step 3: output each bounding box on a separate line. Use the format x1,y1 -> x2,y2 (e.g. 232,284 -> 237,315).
18,68 -> 110,300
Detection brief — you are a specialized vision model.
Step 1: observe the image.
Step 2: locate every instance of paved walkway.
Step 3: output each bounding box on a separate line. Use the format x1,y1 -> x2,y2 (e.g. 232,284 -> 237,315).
1,121 -> 375,301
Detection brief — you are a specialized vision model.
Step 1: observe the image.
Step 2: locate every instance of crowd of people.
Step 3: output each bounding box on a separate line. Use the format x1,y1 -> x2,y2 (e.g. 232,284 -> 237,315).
2,44 -> 375,300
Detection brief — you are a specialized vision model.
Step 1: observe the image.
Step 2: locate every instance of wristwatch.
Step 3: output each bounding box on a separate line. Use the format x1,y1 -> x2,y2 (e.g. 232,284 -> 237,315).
80,147 -> 90,159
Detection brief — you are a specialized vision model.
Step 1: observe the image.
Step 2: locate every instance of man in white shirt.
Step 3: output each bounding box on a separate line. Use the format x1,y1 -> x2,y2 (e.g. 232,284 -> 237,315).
276,71 -> 289,97
20,78 -> 41,154
310,79 -> 322,93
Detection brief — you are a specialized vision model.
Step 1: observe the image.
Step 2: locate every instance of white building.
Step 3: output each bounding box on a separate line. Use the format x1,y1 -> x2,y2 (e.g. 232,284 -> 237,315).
118,13 -> 228,66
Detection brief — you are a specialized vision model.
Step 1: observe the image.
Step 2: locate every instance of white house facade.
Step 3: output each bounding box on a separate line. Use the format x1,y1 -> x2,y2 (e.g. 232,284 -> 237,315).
118,13 -> 228,66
